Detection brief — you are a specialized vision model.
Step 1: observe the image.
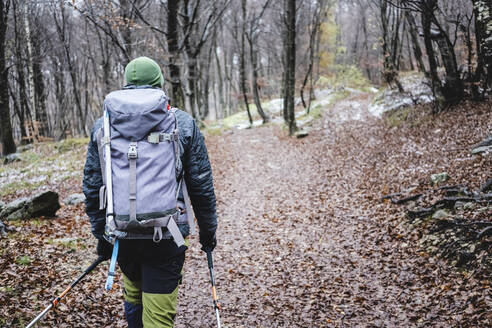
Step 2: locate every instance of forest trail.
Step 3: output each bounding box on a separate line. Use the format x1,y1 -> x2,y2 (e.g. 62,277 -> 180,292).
1,92 -> 489,328
177,93 -> 489,327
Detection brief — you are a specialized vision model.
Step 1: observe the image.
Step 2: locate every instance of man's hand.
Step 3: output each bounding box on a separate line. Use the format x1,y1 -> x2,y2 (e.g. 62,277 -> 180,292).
96,238 -> 113,260
200,234 -> 217,253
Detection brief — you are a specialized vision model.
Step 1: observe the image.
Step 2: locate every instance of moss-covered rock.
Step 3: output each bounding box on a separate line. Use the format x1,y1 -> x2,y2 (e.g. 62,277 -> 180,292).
0,191 -> 60,221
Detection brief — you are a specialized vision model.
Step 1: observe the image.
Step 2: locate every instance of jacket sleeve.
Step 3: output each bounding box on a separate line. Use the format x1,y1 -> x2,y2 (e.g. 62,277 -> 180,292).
181,116 -> 218,245
82,119 -> 105,240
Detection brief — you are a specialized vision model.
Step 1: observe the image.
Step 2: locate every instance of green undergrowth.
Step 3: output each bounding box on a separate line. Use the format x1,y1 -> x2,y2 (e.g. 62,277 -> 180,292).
318,65 -> 371,91
48,237 -> 85,251
383,104 -> 433,128
55,138 -> 89,153
203,67 -> 369,136
297,90 -> 350,123
0,180 -> 46,197
16,255 -> 32,266
0,138 -> 88,198
204,104 -> 263,136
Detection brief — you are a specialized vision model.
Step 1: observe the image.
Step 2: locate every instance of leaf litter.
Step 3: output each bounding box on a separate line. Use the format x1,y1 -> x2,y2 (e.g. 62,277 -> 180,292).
0,96 -> 490,327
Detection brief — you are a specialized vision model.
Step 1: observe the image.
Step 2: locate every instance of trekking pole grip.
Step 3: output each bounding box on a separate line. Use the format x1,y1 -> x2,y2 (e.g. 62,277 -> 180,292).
86,256 -> 105,273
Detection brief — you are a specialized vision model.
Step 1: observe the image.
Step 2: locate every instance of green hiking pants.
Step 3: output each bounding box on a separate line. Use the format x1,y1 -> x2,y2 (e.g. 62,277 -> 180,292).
123,274 -> 179,328
118,239 -> 188,328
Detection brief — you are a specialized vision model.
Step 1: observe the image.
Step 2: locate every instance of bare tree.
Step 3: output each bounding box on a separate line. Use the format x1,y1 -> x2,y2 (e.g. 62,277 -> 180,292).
240,0 -> 253,125
245,0 -> 271,124
283,0 -> 297,135
167,0 -> 185,108
0,0 -> 16,155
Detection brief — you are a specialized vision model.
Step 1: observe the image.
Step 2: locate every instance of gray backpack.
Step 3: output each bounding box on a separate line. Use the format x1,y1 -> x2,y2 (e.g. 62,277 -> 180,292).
96,87 -> 195,248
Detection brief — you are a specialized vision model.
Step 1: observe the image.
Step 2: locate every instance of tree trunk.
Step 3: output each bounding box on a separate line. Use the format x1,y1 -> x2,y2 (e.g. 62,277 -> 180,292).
422,1 -> 464,103
8,84 -> 27,140
213,33 -> 225,118
360,2 -> 372,80
283,0 -> 297,135
186,54 -> 200,119
405,10 -> 427,74
472,0 -> 492,88
31,26 -> 49,137
431,30 -> 464,102
119,0 -> 133,60
12,0 -> 30,142
53,3 -> 87,136
240,0 -> 253,125
0,0 -> 16,155
167,0 -> 185,109
24,2 -> 38,134
248,36 -> 270,123
380,0 -> 404,92
421,1 -> 444,109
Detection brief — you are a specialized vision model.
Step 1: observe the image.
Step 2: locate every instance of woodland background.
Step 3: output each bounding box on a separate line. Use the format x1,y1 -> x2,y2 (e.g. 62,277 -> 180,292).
0,1 -> 491,327
0,0 -> 491,153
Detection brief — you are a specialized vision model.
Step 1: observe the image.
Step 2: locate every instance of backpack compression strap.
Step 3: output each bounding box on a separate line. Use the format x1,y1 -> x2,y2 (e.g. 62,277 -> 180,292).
128,142 -> 138,226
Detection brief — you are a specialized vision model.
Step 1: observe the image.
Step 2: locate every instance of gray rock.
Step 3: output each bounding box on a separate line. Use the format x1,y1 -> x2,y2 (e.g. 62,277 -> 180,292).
3,153 -> 22,165
63,193 -> 86,205
473,135 -> 492,148
0,201 -> 5,213
430,172 -> 449,185
0,221 -> 6,237
0,191 -> 60,221
295,130 -> 309,138
368,72 -> 434,117
477,206 -> 492,213
432,209 -> 450,219
454,201 -> 465,210
471,145 -> 492,155
16,144 -> 34,153
472,136 -> 492,154
463,202 -> 476,210
481,178 -> 492,193
0,197 -> 28,219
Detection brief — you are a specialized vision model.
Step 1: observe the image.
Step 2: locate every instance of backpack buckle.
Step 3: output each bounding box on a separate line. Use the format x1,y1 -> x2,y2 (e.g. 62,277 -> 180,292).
148,133 -> 160,144
128,142 -> 138,159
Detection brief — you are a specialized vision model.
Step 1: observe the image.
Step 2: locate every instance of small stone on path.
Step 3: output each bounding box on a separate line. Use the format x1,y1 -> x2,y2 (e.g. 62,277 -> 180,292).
295,130 -> 309,138
64,193 -> 86,205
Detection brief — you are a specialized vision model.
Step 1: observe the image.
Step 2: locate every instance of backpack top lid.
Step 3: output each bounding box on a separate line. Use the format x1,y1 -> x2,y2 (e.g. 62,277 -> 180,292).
104,88 -> 169,141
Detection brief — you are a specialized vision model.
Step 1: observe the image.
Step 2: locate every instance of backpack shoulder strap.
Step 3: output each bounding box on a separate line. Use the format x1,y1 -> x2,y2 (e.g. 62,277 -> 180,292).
96,127 -> 106,185
181,179 -> 196,234
170,108 -> 196,234
96,127 -> 107,211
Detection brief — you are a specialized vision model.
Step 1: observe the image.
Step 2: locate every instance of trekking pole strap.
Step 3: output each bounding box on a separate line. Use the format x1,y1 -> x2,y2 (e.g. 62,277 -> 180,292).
105,239 -> 119,291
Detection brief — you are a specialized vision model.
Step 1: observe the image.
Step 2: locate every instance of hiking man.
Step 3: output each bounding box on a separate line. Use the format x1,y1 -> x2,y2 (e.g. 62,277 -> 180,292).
83,56 -> 217,327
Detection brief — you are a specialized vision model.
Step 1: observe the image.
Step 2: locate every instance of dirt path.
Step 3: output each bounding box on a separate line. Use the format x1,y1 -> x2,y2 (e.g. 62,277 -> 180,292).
176,94 -> 490,327
1,93 -> 489,327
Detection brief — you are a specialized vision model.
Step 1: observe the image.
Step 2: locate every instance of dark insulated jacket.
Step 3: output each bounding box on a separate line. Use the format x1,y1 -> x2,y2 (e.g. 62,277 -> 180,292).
82,109 -> 217,247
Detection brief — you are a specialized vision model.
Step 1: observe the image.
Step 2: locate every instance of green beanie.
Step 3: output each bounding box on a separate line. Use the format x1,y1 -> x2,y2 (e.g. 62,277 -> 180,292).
124,57 -> 164,88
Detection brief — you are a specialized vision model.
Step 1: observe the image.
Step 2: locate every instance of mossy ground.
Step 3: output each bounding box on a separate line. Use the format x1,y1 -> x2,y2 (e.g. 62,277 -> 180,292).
382,103 -> 434,128
204,67 -> 368,136
0,138 -> 88,199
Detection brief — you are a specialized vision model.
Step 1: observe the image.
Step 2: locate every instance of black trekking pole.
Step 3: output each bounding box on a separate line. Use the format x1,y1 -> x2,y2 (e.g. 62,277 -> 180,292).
25,256 -> 105,328
206,251 -> 222,328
